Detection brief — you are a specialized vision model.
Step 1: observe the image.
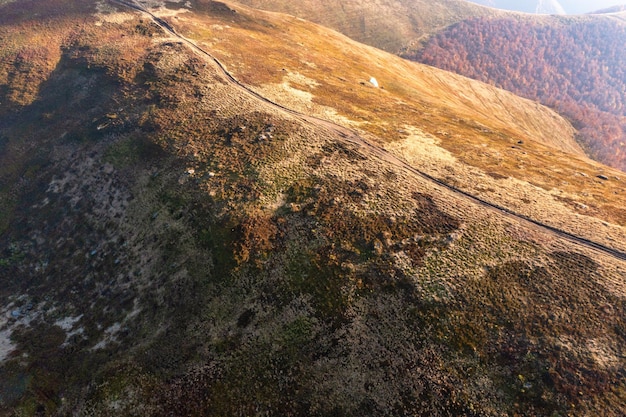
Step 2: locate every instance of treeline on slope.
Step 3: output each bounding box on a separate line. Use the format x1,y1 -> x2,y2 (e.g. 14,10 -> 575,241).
412,17 -> 626,170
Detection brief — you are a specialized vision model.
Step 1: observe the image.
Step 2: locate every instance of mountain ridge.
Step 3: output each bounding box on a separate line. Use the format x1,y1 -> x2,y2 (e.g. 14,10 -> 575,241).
173,0 -> 626,232
125,0 -> 626,262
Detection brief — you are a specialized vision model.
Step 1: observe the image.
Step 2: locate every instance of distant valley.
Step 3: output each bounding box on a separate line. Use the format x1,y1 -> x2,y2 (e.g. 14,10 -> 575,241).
415,14 -> 626,170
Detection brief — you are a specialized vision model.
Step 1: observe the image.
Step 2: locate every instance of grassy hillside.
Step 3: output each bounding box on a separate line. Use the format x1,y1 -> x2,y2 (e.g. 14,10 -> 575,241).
0,0 -> 625,415
174,0 -> 626,237
232,0 -> 626,172
234,0 -> 501,52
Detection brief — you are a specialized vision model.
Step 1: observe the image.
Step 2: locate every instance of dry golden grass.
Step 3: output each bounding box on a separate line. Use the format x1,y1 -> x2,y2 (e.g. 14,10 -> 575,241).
155,1 -> 626,247
233,0 -> 503,53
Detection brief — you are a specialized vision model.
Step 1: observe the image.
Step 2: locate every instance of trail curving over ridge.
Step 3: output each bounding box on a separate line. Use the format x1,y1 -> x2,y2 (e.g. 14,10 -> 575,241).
111,0 -> 626,263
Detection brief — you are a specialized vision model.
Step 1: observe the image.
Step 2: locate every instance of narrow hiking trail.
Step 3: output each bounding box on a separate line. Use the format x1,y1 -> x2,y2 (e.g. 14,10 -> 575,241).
113,0 -> 626,263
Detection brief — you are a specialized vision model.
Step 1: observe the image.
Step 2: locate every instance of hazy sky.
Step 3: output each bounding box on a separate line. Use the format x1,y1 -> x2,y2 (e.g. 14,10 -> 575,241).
467,0 -> 626,14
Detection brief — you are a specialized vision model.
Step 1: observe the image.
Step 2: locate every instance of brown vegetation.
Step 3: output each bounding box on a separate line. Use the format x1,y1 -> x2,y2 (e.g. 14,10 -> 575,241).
0,1 -> 624,416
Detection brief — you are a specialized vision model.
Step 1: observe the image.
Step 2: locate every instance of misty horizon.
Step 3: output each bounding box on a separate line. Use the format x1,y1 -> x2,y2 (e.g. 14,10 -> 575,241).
467,0 -> 626,14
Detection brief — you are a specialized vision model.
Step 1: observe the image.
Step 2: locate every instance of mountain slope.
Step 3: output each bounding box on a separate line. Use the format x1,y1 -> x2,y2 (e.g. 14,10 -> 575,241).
234,0 -> 501,53
173,0 -> 626,234
0,0 -> 625,416
233,0 -> 626,171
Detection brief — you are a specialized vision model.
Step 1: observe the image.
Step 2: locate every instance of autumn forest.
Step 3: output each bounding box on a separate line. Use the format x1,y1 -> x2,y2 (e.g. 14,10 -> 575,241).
414,17 -> 626,170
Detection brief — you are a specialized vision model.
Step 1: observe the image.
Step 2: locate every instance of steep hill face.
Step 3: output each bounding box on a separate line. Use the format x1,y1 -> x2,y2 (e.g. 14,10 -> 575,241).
234,0 -> 501,52
233,0 -> 626,171
0,0 -> 625,416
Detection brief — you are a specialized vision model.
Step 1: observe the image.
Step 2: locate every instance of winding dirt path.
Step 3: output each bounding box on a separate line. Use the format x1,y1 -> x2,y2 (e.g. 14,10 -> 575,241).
112,0 -> 626,263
